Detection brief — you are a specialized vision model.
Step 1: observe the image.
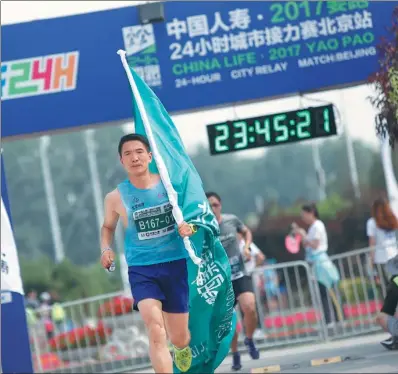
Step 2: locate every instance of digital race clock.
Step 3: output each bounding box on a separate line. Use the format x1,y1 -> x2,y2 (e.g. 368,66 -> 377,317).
206,104 -> 337,155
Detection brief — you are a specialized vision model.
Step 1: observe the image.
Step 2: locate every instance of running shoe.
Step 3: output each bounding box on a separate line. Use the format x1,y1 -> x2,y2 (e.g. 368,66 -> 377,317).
232,352 -> 242,371
380,336 -> 398,350
173,345 -> 192,372
244,337 -> 260,359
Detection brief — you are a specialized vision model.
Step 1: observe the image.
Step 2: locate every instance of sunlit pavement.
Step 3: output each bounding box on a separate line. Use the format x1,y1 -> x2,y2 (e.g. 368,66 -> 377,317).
132,332 -> 397,373
217,332 -> 397,373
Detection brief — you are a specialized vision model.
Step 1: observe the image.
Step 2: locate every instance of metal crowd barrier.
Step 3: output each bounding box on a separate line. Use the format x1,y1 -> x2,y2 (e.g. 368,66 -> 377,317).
249,246 -> 387,348
248,260 -> 328,351
28,291 -> 151,373
28,245 -> 391,373
326,246 -> 387,339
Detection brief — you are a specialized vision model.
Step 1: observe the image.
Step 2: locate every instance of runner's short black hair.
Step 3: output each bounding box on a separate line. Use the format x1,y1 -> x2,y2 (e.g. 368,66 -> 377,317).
205,192 -> 221,202
118,134 -> 150,156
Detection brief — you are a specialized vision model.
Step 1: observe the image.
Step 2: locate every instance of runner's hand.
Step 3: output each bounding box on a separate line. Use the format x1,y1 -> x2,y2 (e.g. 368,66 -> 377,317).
101,249 -> 115,270
243,246 -> 251,261
178,222 -> 194,237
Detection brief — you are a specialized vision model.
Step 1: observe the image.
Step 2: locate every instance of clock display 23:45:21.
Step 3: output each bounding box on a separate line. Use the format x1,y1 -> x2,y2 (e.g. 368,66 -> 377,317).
207,104 -> 337,155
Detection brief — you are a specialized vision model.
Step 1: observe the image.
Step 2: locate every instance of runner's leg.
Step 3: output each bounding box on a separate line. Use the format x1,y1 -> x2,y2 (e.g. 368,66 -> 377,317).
237,276 -> 258,339
237,277 -> 260,360
129,264 -> 171,372
163,312 -> 190,348
138,299 -> 173,373
230,329 -> 239,353
376,276 -> 398,350
377,276 -> 398,332
161,259 -> 192,372
238,292 -> 258,339
231,280 -> 242,370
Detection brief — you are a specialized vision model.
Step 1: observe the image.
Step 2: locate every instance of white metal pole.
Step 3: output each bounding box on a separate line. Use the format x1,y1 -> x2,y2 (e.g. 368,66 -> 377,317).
39,136 -> 65,263
299,95 -> 327,200
84,129 -> 105,230
311,141 -> 327,201
339,91 -> 361,199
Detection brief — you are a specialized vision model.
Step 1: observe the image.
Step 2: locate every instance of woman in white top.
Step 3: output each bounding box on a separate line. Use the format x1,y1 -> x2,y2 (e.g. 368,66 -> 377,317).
367,197 -> 398,283
294,203 -> 340,325
367,198 -> 398,350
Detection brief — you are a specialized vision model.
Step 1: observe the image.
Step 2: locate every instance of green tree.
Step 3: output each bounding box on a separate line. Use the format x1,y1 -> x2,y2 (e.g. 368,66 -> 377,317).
20,255 -> 122,301
369,6 -> 398,147
270,193 -> 352,220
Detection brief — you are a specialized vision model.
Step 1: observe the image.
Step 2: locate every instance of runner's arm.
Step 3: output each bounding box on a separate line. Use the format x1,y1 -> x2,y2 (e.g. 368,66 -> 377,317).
239,226 -> 253,260
240,225 -> 253,250
101,192 -> 120,250
100,192 -> 119,269
292,222 -> 307,239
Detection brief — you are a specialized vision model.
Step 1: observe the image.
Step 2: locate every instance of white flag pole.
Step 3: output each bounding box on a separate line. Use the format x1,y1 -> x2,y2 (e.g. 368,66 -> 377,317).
117,50 -> 201,265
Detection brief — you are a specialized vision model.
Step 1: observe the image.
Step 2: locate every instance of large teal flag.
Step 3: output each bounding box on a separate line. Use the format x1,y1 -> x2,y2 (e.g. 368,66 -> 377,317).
118,50 -> 236,373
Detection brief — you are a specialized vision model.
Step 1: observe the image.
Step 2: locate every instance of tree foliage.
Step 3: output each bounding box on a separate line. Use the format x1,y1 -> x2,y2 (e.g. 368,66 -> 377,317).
20,255 -> 122,301
369,6 -> 398,148
268,193 -> 352,220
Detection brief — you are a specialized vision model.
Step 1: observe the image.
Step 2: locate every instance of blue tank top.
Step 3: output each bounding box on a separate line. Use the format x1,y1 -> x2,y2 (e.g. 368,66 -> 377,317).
117,178 -> 188,266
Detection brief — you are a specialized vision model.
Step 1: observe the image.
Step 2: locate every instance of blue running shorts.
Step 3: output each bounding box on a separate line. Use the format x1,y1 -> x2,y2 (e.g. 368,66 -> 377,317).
128,258 -> 189,313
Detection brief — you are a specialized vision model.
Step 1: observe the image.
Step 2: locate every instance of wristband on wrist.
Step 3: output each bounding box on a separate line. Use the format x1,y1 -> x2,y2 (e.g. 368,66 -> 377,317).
101,248 -> 112,256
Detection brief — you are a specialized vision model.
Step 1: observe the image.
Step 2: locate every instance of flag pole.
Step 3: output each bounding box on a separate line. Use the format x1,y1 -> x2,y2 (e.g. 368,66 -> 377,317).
117,50 -> 201,265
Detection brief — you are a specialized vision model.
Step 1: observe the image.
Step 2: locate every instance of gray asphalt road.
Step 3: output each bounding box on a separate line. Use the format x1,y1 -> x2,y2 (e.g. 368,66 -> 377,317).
132,333 -> 397,373
217,333 -> 397,373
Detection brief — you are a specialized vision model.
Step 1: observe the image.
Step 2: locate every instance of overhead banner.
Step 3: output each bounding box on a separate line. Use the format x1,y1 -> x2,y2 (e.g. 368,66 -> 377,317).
2,1 -> 396,137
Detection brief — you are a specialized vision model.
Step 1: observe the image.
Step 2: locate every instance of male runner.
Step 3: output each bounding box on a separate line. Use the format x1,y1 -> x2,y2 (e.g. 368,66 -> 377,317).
206,192 -> 260,371
100,134 -> 194,373
376,254 -> 398,350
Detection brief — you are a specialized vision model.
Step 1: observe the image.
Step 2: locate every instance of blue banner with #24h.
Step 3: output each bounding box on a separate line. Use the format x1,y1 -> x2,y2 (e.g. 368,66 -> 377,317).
1,1 -> 396,137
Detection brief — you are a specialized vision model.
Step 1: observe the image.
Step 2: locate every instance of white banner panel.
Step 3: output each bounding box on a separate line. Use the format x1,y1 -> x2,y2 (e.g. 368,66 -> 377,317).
1,198 -> 24,295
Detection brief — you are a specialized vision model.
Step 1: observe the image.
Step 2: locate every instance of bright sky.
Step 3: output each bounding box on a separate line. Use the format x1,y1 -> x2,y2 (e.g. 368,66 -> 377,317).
1,1 -> 381,158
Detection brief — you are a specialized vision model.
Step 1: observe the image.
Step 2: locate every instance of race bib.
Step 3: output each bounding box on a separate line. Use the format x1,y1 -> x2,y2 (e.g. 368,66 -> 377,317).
229,256 -> 244,281
133,202 -> 175,240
